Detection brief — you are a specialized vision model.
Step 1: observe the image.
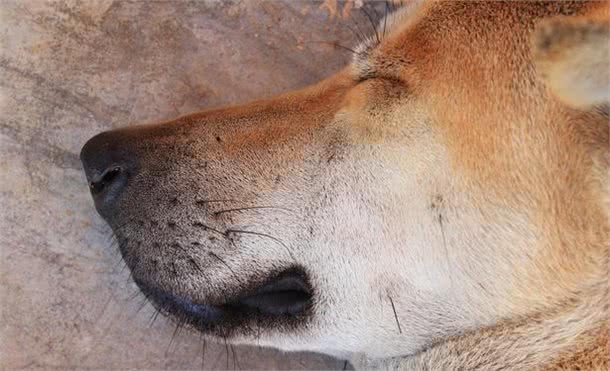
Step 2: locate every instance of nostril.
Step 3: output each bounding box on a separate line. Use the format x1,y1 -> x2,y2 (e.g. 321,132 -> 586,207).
89,166 -> 123,195
81,130 -> 138,214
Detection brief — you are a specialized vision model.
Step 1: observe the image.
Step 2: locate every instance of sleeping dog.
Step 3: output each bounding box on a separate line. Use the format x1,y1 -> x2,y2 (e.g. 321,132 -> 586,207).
81,1 -> 609,369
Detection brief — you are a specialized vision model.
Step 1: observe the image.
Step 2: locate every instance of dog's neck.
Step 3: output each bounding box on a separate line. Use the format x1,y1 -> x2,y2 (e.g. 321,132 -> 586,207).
354,279 -> 608,370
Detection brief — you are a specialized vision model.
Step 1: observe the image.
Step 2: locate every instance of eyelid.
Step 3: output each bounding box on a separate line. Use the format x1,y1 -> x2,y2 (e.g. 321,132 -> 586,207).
354,73 -> 406,89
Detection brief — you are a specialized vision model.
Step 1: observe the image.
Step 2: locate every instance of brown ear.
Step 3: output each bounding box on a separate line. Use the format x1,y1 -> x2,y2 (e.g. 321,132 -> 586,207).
533,6 -> 609,108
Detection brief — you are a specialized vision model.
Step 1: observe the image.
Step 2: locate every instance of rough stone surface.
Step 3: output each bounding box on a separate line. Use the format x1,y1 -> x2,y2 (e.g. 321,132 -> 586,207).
0,1 -> 362,369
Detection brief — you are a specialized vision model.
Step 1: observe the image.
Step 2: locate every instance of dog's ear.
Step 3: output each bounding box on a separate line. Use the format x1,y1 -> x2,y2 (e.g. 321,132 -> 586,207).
532,6 -> 609,108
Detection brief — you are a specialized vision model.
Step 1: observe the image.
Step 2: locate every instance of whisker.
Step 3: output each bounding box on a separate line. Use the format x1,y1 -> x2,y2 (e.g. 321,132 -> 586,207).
307,41 -> 362,56
105,232 -> 116,246
133,295 -> 149,315
383,1 -> 390,39
149,306 -> 162,328
224,337 -> 230,370
361,6 -> 380,44
368,2 -> 383,26
192,221 -> 229,239
195,199 -> 239,206
208,251 -> 243,285
189,257 -> 205,274
213,206 -> 294,216
234,345 -> 243,370
438,213 -> 452,288
230,344 -> 239,370
387,0 -> 396,13
344,22 -> 366,44
118,259 -> 129,274
200,333 -> 207,370
349,10 -> 369,45
226,229 -> 296,261
127,287 -> 142,301
388,294 -> 402,334
123,270 -> 135,285
166,321 -> 183,356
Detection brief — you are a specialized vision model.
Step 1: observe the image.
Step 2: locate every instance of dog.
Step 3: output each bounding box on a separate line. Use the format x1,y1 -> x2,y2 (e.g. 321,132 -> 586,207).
80,1 -> 609,369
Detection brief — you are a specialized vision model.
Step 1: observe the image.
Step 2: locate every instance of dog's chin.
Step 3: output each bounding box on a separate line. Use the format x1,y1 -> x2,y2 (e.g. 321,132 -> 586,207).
135,267 -> 314,338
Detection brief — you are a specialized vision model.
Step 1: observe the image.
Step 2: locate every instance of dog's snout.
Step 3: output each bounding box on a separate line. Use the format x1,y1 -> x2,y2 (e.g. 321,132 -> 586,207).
80,130 -> 137,213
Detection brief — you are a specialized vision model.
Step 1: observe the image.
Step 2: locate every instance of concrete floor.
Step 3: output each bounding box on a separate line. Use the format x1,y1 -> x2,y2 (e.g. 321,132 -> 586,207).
0,1 -> 362,369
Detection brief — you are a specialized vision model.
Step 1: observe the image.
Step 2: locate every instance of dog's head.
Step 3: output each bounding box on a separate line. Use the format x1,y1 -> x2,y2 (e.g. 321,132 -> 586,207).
81,1 -> 609,359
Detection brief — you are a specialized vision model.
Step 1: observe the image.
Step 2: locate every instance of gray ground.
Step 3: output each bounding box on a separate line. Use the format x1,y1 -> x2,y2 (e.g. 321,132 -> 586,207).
0,1 -> 362,369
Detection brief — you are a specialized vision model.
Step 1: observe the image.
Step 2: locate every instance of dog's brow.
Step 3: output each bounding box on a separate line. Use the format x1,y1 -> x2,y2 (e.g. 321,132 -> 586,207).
351,1 -> 425,81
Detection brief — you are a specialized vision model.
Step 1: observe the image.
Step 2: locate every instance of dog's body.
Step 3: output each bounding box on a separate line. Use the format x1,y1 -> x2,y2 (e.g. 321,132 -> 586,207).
80,1 -> 609,370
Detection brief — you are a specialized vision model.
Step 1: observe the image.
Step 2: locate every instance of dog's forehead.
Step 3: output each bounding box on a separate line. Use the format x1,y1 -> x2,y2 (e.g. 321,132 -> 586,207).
357,2 -> 525,83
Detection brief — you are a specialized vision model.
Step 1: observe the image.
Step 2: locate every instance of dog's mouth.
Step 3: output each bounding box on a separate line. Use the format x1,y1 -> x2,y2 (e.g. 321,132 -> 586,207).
232,272 -> 311,315
137,268 -> 313,336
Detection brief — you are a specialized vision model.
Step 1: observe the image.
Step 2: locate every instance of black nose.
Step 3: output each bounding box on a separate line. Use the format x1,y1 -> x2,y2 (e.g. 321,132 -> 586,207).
80,130 -> 137,214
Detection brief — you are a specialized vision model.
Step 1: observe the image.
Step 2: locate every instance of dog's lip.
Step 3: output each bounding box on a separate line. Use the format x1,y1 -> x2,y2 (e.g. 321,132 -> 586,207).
142,284 -> 225,321
231,274 -> 311,315
137,269 -> 312,324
